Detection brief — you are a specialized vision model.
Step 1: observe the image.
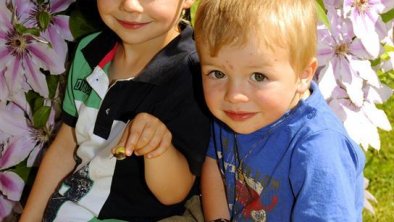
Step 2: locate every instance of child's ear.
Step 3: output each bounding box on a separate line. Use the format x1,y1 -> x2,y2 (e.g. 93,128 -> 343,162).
183,0 -> 195,8
297,57 -> 318,93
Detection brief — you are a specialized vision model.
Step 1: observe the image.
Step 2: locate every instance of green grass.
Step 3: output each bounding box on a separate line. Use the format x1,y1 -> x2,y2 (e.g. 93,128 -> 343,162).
363,78 -> 394,221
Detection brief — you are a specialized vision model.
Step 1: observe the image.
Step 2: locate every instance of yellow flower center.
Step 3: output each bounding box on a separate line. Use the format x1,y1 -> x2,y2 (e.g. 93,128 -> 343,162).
8,32 -> 28,56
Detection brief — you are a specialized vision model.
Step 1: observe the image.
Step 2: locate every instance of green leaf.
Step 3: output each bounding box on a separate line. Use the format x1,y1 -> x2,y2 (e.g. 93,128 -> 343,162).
25,90 -> 41,111
15,23 -> 40,36
46,75 -> 59,99
371,57 -> 382,67
25,90 -> 39,103
37,11 -> 51,30
33,97 -> 44,113
384,44 -> 394,52
316,0 -> 330,28
33,106 -> 51,128
190,0 -> 200,26
11,162 -> 32,182
381,8 -> 394,23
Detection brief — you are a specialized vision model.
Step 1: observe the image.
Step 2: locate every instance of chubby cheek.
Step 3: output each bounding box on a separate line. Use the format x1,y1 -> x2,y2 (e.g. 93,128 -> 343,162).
97,0 -> 111,15
203,84 -> 222,115
256,92 -> 292,118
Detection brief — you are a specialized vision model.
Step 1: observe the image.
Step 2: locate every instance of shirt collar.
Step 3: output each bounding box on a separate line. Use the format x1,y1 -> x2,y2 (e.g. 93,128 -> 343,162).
81,24 -> 196,86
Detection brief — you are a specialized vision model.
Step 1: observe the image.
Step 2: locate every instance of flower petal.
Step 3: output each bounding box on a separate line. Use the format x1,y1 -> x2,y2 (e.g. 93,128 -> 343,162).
0,102 -> 29,136
350,9 -> 381,57
349,59 -> 380,87
50,0 -> 75,13
0,6 -> 12,31
14,0 -> 35,22
316,63 -> 338,99
365,84 -> 393,104
343,75 -> 364,107
0,171 -> 24,201
342,104 -> 380,150
24,56 -> 49,98
349,38 -> 372,59
3,55 -> 25,96
0,135 -> 35,170
373,0 -> 394,13
42,28 -> 67,62
52,15 -> 74,41
28,42 -> 66,74
362,102 -> 392,131
317,28 -> 336,66
333,55 -> 352,83
0,195 -> 15,221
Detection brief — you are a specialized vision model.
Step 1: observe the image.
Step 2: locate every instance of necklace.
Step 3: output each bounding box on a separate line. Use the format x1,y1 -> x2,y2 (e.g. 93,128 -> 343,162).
227,111 -> 294,220
231,132 -> 270,220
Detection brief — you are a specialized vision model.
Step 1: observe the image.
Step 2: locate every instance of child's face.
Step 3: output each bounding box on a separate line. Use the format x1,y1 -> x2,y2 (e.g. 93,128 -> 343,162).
200,38 -> 304,134
97,0 -> 193,45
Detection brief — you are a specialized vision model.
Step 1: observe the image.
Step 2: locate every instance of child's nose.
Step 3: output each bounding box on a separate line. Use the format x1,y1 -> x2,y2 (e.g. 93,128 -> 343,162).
224,83 -> 249,103
121,0 -> 144,12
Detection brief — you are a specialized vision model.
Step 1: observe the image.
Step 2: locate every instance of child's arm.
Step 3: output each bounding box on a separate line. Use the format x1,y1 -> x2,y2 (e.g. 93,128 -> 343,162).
201,157 -> 230,221
19,124 -> 77,222
112,112 -> 195,205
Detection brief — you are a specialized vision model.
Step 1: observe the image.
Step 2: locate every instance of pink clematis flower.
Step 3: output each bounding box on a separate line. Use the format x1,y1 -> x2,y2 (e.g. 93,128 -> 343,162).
0,0 -> 66,98
317,9 -> 371,107
23,0 -> 75,62
0,94 -> 56,168
327,86 -> 391,150
343,0 -> 394,57
0,171 -> 24,221
316,8 -> 393,150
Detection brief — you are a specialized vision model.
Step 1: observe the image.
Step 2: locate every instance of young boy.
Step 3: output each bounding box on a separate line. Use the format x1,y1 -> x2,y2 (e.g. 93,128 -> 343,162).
20,0 -> 210,221
194,0 -> 366,221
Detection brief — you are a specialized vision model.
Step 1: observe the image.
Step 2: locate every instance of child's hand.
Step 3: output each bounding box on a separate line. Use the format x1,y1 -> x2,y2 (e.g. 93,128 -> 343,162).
112,112 -> 172,159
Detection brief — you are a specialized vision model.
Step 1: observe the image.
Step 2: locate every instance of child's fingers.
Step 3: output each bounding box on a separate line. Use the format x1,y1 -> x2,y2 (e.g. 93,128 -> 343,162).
133,113 -> 161,149
144,144 -> 168,159
136,124 -> 167,156
136,124 -> 172,156
134,126 -> 155,150
126,113 -> 155,148
144,131 -> 172,159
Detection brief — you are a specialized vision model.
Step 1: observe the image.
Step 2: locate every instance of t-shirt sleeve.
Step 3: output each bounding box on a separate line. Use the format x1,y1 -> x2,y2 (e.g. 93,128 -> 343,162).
62,32 -> 100,127
289,130 -> 365,222
62,59 -> 78,127
206,132 -> 217,159
154,52 -> 211,176
206,120 -> 221,159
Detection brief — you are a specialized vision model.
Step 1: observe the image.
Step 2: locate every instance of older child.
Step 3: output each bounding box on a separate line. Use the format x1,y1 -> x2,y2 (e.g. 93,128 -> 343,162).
194,0 -> 365,221
20,0 -> 210,221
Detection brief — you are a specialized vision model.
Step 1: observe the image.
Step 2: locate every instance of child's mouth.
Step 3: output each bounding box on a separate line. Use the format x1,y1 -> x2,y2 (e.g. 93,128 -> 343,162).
224,111 -> 256,121
117,20 -> 149,29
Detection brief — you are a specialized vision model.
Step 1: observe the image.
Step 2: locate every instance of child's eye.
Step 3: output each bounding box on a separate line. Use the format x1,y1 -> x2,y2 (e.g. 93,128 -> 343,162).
207,70 -> 226,79
251,72 -> 267,82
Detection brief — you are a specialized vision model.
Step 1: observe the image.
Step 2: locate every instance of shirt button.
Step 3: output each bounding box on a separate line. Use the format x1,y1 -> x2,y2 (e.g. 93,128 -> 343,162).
105,108 -> 110,115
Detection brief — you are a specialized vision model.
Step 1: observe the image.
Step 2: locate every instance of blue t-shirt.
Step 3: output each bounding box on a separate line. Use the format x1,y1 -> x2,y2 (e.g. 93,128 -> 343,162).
207,82 -> 365,222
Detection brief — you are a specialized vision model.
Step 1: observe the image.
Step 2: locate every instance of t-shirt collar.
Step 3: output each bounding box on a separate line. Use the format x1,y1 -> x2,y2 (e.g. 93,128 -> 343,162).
81,24 -> 195,86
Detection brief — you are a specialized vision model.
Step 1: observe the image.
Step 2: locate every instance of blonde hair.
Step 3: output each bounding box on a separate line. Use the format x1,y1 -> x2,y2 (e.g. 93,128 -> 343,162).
194,0 -> 317,73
